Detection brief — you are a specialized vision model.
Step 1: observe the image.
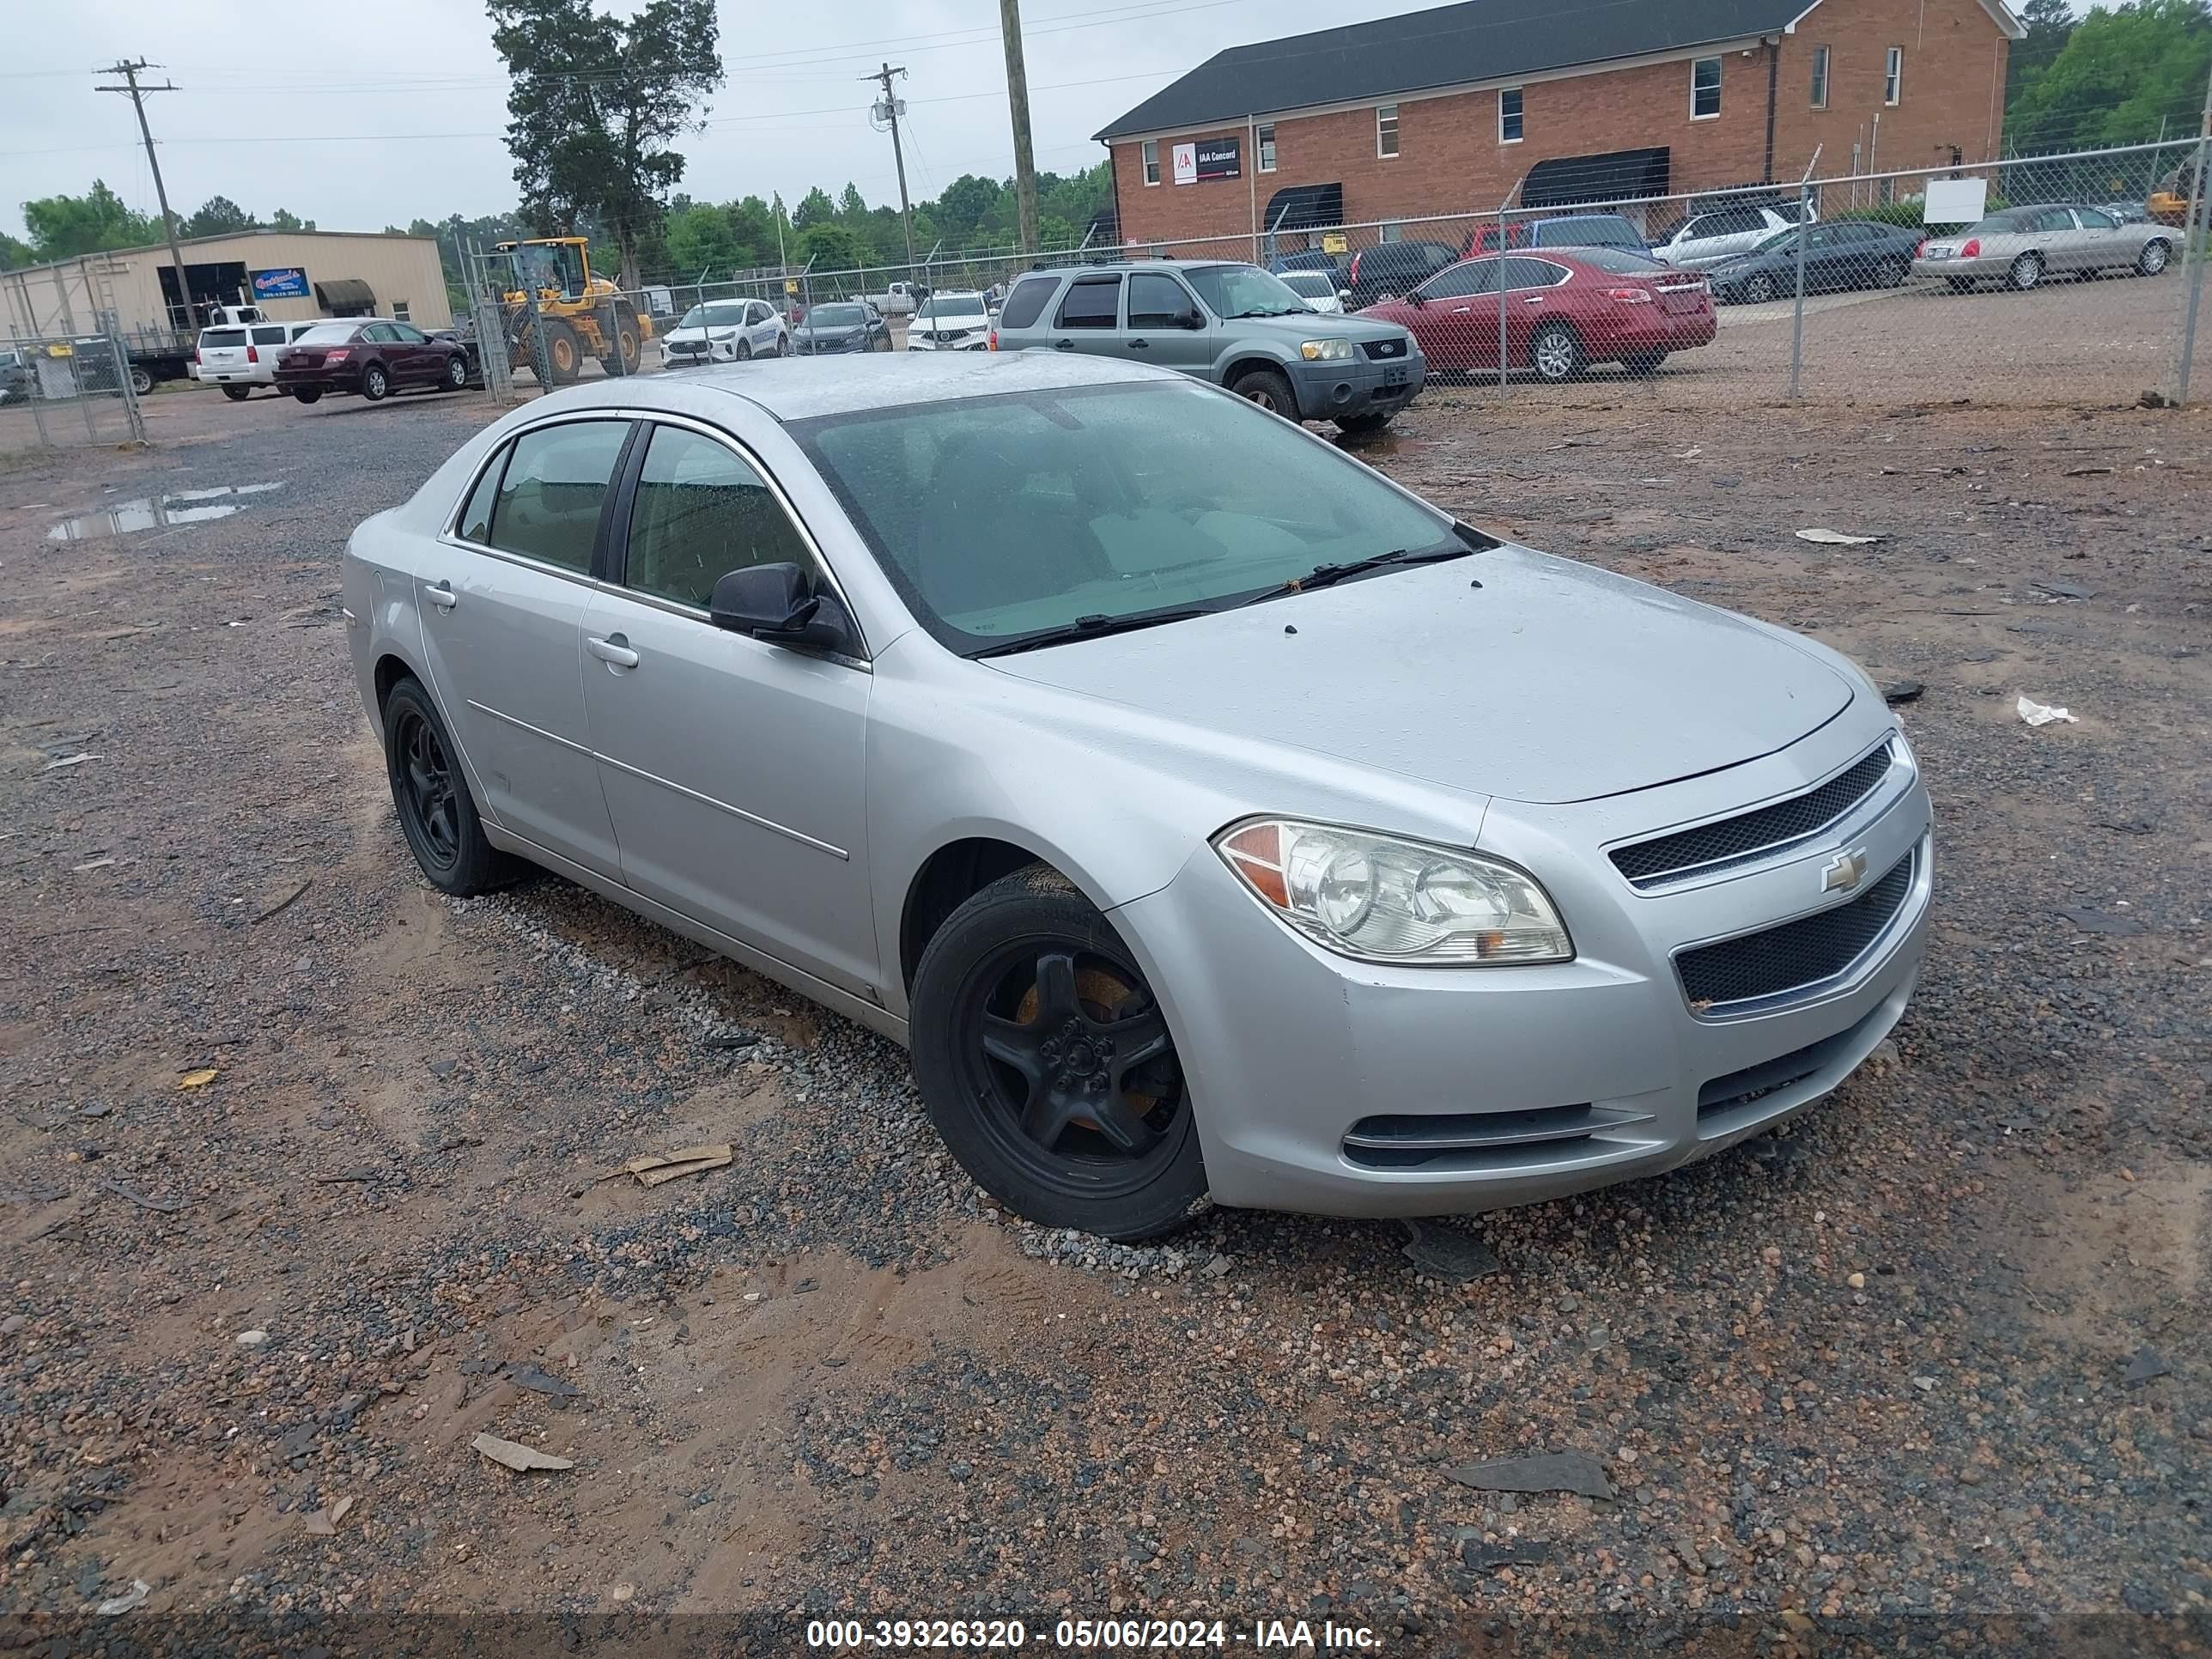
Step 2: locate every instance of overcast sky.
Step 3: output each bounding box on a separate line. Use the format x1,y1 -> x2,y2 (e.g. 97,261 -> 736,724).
1,0 -> 1469,244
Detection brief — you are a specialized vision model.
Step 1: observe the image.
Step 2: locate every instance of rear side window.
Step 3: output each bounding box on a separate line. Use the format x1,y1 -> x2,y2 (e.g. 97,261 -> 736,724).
202,329 -> 248,347
459,447 -> 507,544
1504,257 -> 1570,289
488,419 -> 630,574
999,277 -> 1056,330
251,325 -> 286,345
623,425 -> 817,611
1054,276 -> 1121,330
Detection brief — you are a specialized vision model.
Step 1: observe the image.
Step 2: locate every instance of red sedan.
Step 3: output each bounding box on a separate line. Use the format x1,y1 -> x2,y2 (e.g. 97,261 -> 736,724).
1359,249 -> 1715,381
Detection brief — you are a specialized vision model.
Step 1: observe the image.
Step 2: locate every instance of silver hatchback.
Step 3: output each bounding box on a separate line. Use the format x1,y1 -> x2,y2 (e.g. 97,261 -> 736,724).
345,355 -> 1930,1239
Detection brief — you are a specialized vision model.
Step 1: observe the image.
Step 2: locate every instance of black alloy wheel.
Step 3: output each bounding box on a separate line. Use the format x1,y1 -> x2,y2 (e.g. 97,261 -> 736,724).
911,866 -> 1205,1238
394,702 -> 461,870
380,678 -> 511,896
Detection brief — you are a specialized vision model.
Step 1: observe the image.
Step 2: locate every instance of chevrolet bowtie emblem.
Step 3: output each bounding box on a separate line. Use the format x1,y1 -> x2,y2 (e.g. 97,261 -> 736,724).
1821,848 -> 1870,893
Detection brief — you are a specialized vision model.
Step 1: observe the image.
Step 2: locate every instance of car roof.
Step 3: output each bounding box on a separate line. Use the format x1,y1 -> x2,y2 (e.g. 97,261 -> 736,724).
1012,258 -> 1261,279
521,349 -> 1174,424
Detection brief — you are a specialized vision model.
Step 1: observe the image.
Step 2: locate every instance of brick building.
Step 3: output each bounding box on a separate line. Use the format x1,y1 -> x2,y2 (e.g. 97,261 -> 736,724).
1097,0 -> 2022,248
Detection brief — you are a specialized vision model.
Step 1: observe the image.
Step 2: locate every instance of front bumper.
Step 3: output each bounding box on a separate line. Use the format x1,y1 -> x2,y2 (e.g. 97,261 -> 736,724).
1286,349 -> 1426,422
1113,726 -> 1932,1218
794,335 -> 872,356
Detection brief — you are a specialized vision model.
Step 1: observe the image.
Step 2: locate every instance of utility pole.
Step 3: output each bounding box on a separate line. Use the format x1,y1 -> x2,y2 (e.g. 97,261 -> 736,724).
96,60 -> 194,333
998,0 -> 1041,255
867,63 -> 917,276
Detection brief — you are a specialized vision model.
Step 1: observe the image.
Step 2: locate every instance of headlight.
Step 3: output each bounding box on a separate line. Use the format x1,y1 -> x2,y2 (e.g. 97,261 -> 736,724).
1299,337 -> 1353,362
1214,819 -> 1571,966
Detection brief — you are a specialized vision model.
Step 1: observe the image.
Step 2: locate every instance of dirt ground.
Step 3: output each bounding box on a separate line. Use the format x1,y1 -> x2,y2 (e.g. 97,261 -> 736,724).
2,377 -> 2209,1657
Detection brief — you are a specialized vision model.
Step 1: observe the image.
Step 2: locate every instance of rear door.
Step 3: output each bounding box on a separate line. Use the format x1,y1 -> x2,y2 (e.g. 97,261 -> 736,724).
579,419 -> 877,994
247,324 -> 288,380
416,417 -> 633,878
1501,256 -> 1571,363
1048,273 -> 1122,356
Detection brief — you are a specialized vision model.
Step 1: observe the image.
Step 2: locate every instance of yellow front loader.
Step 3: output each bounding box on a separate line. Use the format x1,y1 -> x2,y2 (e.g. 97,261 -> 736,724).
494,237 -> 649,383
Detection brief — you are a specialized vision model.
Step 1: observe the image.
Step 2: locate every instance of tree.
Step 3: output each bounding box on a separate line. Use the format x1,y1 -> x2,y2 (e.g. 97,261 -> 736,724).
267,207 -> 317,232
489,0 -> 723,292
185,195 -> 256,238
665,202 -> 740,275
795,222 -> 869,273
791,186 -> 837,230
21,180 -> 155,260
2008,0 -> 2212,153
2008,0 -> 2079,108
726,195 -> 777,267
837,182 -> 867,220
1,231 -> 33,270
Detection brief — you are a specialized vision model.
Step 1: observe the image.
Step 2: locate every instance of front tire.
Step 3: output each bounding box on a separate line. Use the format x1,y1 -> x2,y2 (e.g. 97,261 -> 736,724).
443,353 -> 470,392
222,385 -> 252,402
2137,238 -> 2172,276
361,362 -> 392,402
381,678 -> 512,897
2007,252 -> 2044,292
734,338 -> 753,362
909,866 -> 1205,1240
1229,364 -> 1297,417
1334,409 -> 1395,435
1875,255 -> 1908,289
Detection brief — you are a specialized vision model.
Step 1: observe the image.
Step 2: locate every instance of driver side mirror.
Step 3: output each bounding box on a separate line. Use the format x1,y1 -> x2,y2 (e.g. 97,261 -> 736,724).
1175,307 -> 1203,330
709,563 -> 853,652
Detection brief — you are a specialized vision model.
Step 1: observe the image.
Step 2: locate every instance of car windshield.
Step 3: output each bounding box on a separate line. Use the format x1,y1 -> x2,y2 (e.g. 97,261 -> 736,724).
294,323 -> 358,344
1280,272 -> 1334,297
918,295 -> 988,322
1182,263 -> 1312,319
793,380 -> 1468,654
1750,228 -> 1800,254
806,304 -> 866,327
678,303 -> 748,329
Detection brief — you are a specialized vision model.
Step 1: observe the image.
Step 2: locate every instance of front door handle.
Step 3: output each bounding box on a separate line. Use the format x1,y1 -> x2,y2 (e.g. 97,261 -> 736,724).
426,580 -> 458,610
1449,306 -> 1472,314
586,634 -> 639,669
1127,338 -> 1150,349
1522,295 -> 1545,305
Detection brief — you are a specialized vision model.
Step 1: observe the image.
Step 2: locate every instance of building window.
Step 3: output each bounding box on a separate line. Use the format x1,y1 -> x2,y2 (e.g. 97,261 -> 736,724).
1691,57 -> 1722,119
1140,139 -> 1159,186
1379,222 -> 1402,243
1256,123 -> 1276,172
1498,88 -> 1523,143
392,300 -> 412,322
1376,104 -> 1400,159
1809,46 -> 1830,108
1885,46 -> 1903,106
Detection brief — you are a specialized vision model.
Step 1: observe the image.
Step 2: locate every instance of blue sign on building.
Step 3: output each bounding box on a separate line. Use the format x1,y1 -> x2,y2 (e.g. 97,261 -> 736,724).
250,267 -> 311,300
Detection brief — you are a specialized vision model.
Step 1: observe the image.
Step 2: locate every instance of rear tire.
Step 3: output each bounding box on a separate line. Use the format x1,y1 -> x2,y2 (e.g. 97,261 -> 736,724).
1741,272 -> 1778,306
222,385 -> 252,402
909,865 -> 1205,1240
291,388 -> 323,404
1875,255 -> 1908,289
361,362 -> 392,402
129,366 -> 154,397
1529,322 -> 1583,383
381,677 -> 513,898
1229,364 -> 1297,417
2007,252 -> 2044,291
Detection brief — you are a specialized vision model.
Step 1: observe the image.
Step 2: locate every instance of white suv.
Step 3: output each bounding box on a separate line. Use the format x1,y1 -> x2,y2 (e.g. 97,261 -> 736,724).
906,291 -> 992,351
660,298 -> 787,367
195,319 -> 320,400
1649,201 -> 1814,270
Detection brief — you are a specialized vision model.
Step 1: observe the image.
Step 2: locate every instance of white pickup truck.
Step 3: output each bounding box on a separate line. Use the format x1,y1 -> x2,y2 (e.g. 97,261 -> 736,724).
851,281 -> 924,316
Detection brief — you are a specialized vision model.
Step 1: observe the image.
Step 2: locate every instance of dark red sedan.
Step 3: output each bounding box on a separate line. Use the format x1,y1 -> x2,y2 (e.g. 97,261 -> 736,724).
1359,248 -> 1715,381
273,319 -> 471,404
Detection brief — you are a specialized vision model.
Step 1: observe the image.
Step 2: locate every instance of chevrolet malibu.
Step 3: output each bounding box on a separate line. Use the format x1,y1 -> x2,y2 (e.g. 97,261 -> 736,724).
344,355 -> 1932,1240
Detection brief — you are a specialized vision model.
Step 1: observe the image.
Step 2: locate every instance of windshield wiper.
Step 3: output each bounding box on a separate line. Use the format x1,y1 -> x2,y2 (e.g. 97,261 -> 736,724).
1237,544 -> 1476,607
968,606 -> 1210,659
1226,306 -> 1308,318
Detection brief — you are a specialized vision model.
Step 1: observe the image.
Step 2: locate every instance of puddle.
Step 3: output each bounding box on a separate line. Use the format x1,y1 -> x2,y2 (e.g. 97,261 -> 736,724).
46,483 -> 283,543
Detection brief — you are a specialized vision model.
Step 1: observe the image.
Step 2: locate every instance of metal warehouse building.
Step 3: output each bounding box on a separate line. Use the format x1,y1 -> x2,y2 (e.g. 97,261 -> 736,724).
3,228 -> 451,348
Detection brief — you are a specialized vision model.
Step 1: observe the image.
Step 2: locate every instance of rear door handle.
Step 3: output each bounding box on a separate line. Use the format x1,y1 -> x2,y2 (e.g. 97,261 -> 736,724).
1054,339 -> 1075,350
426,580 -> 458,610
1127,338 -> 1150,349
586,634 -> 639,669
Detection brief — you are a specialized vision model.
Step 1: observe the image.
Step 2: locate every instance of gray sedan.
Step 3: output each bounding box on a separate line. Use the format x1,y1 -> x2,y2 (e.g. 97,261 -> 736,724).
1913,203 -> 2175,291
344,355 -> 1931,1239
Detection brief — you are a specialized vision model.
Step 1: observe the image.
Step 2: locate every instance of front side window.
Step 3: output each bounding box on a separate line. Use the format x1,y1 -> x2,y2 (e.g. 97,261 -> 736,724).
623,425 -> 816,611
1885,46 -> 1903,105
2075,208 -> 2118,230
1376,104 -> 1401,158
362,324 -> 398,343
1499,88 -> 1523,143
392,323 -> 428,343
488,419 -> 630,574
1054,276 -> 1122,329
1257,123 -> 1277,172
1127,272 -> 1196,328
793,381 -> 1463,653
999,278 -> 1056,330
1141,139 -> 1160,185
1810,46 -> 1830,108
1416,260 -> 1500,300
1692,57 -> 1722,118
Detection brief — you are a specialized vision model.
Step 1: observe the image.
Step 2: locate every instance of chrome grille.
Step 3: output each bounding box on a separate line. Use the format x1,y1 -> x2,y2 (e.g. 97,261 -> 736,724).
1677,852 -> 1915,1012
1612,745 -> 1893,887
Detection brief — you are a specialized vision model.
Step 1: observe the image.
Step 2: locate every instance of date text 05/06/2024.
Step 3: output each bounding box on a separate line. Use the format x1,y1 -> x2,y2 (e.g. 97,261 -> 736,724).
805,1617 -> 1383,1650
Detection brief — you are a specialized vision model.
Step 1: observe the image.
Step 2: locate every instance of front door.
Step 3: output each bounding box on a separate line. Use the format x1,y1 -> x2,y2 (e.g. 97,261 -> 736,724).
1121,271 -> 1212,374
416,417 -> 632,878
579,420 -> 878,996
1407,258 -> 1504,374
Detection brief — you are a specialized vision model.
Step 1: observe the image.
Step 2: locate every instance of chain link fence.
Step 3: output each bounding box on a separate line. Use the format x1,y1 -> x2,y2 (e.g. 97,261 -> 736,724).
0,332 -> 148,457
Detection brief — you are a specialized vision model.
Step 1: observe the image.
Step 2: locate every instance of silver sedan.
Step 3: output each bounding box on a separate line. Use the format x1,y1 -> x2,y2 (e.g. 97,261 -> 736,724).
344,355 -> 1931,1239
1913,203 -> 2175,291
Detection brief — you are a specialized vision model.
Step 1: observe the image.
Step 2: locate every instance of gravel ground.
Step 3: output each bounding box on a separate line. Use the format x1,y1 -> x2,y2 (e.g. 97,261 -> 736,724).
2,380 -> 2209,1657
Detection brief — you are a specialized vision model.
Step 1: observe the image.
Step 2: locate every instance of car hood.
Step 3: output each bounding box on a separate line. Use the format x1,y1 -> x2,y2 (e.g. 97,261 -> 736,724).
665,326 -> 735,343
1226,312 -> 1407,345
798,325 -> 866,339
984,547 -> 1855,805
